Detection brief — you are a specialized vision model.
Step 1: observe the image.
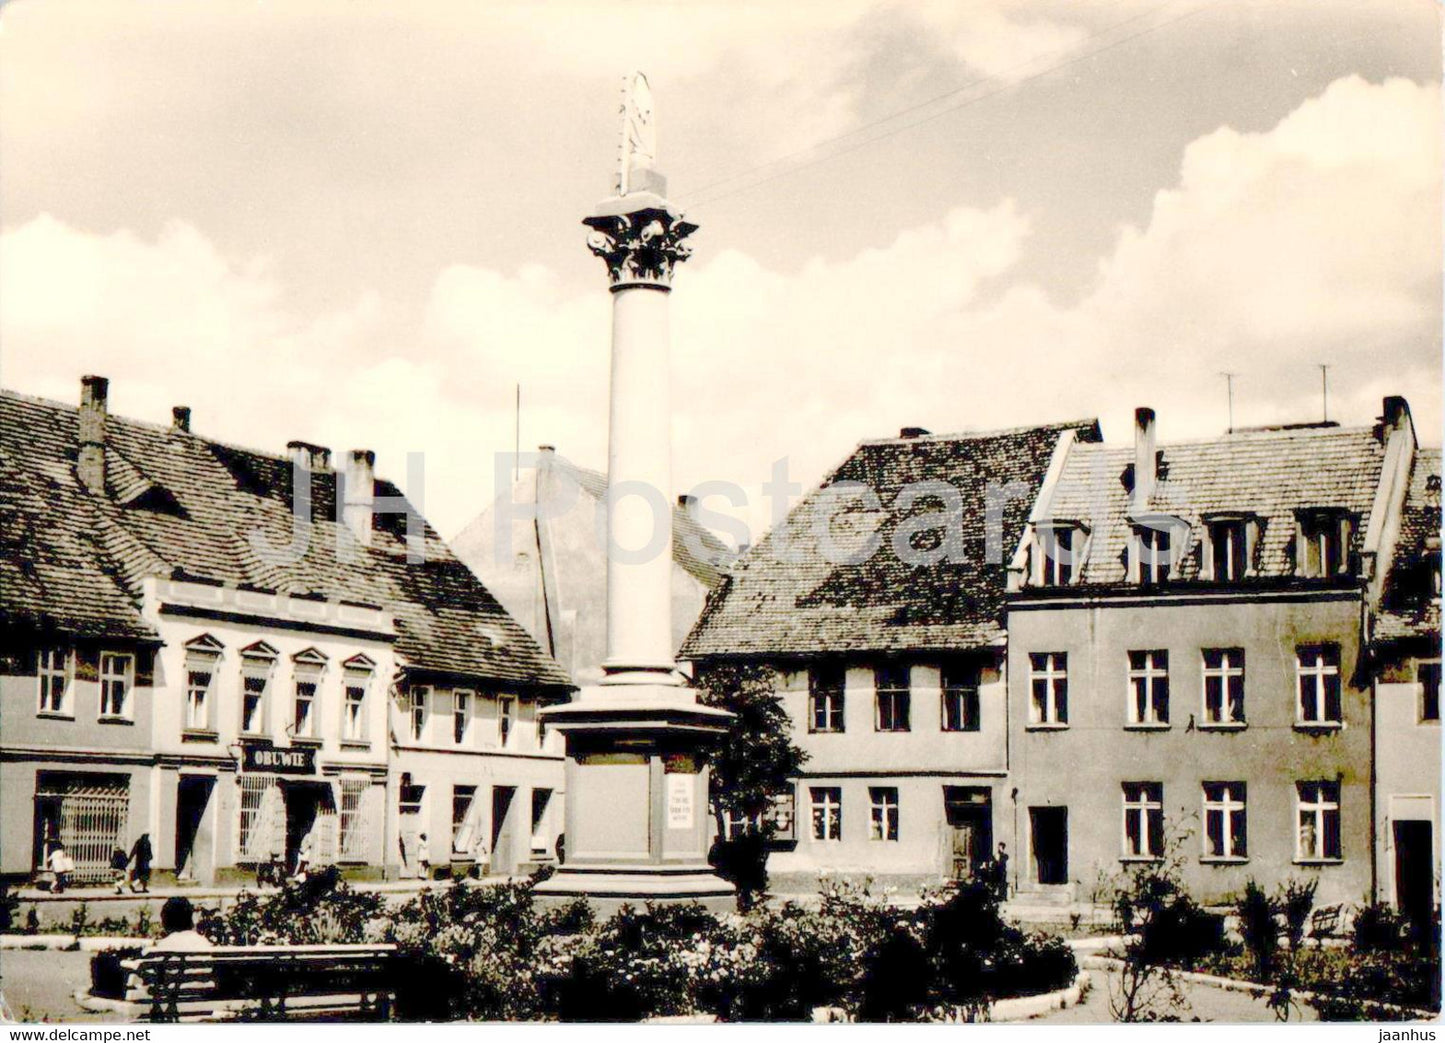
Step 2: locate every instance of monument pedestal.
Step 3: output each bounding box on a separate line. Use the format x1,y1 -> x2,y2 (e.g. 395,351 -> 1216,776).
535,683 -> 736,913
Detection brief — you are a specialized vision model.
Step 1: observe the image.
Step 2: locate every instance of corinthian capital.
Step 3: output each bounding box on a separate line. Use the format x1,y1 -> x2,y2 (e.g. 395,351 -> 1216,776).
583,205 -> 698,289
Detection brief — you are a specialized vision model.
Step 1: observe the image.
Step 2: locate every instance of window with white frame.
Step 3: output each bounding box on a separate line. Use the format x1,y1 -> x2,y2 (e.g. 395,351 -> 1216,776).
874,664 -> 910,732
342,668 -> 369,743
1134,524 -> 1173,586
1298,510 -> 1352,578
498,695 -> 516,748
409,686 -> 429,743
810,786 -> 842,841
808,664 -> 845,733
1126,650 -> 1169,726
293,670 -> 320,739
1122,782 -> 1164,859
1207,519 -> 1248,581
941,662 -> 980,732
1203,782 -> 1247,860
1296,781 -> 1341,861
453,689 -> 473,745
240,655 -> 273,734
1296,644 -> 1342,726
1035,524 -> 1083,586
1029,652 -> 1068,725
183,638 -> 221,734
185,660 -> 216,733
1419,662 -> 1440,724
1202,648 -> 1246,725
99,652 -> 134,719
869,787 -> 899,841
37,646 -> 70,716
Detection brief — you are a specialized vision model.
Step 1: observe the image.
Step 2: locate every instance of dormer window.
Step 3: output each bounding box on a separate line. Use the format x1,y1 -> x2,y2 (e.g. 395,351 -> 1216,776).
1033,522 -> 1086,586
1129,515 -> 1185,587
1297,509 -> 1354,578
1204,515 -> 1253,582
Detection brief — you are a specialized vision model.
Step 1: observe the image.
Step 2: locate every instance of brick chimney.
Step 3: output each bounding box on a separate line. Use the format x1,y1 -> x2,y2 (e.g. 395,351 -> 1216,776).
77,375 -> 109,495
171,406 -> 191,433
1132,407 -> 1157,511
900,426 -> 931,439
342,449 -> 376,547
286,440 -> 331,472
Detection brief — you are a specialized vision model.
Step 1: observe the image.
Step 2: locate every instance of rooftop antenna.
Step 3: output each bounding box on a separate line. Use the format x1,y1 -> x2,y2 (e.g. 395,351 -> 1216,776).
1219,372 -> 1236,433
514,383 -> 521,484
1318,364 -> 1330,423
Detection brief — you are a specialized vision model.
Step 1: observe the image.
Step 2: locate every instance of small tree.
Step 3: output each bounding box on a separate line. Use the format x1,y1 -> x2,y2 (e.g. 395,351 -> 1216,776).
695,663 -> 809,909
1106,818 -> 1207,1022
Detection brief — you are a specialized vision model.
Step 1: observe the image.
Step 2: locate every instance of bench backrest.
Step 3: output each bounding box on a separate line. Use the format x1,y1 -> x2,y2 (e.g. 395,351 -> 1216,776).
124,944 -> 397,1022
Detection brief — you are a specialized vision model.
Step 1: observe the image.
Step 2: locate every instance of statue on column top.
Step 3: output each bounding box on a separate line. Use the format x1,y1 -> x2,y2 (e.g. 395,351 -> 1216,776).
618,72 -> 658,195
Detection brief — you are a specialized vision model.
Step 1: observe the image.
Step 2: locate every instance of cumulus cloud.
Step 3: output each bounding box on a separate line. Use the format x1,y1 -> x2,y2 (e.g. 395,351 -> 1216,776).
2,75 -> 1438,543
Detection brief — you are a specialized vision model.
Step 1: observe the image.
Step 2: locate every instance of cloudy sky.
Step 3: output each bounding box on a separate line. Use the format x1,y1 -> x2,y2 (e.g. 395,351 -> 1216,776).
1,0 -> 1439,542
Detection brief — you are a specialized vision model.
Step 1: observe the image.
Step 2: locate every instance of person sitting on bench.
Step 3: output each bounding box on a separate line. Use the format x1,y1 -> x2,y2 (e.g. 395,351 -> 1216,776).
149,897 -> 212,953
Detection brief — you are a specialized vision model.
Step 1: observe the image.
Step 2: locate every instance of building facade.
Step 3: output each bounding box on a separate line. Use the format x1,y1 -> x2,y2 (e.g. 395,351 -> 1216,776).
1370,447 -> 1441,917
1005,400 -> 1423,907
0,379 -> 571,886
683,420 -> 1102,888
452,446 -> 731,687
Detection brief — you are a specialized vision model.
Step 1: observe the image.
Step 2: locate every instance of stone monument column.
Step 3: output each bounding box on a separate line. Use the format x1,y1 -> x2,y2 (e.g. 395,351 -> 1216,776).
535,73 -> 735,909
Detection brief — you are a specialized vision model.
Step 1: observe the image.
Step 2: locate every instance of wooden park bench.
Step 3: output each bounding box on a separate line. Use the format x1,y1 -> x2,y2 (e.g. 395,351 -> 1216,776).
114,944 -> 397,1022
1307,904 -> 1345,943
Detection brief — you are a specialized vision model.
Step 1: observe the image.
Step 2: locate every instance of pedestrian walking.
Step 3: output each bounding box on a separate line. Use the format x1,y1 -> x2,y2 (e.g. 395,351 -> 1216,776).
416,832 -> 431,880
110,846 -> 129,894
129,833 -> 153,893
47,843 -> 73,893
295,830 -> 314,881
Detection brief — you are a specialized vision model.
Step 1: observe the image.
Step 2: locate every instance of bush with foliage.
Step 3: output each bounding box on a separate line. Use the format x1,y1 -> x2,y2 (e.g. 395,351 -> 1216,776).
198,866 -> 383,946
382,879 -> 552,1021
1235,880 -> 1280,978
184,874 -> 1078,1023
1277,877 -> 1317,952
1352,901 -> 1410,954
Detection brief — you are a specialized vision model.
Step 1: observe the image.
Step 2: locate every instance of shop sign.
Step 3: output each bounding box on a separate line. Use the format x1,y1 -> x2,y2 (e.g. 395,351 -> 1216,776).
242,743 -> 316,776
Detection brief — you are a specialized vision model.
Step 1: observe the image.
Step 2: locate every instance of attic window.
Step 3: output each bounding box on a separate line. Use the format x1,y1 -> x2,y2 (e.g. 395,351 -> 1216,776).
1203,513 -> 1257,582
1129,515 -> 1186,588
1296,509 -> 1354,578
1033,522 -> 1086,586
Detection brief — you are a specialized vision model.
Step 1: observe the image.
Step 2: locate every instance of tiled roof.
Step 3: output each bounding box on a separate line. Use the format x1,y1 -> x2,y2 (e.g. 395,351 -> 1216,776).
538,452 -> 733,589
1376,447 -> 1441,644
1040,424 -> 1388,585
681,420 -> 1101,658
0,389 -> 570,688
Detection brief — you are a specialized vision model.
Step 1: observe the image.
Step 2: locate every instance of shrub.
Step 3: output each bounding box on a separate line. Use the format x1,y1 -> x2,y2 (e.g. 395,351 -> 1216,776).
1353,902 -> 1409,954
90,946 -> 146,999
1278,878 -> 1318,952
383,880 -> 548,1021
1236,880 -> 1280,978
537,897 -> 594,937
0,884 -> 19,933
200,867 -> 382,946
856,921 -> 931,1022
549,902 -> 726,1021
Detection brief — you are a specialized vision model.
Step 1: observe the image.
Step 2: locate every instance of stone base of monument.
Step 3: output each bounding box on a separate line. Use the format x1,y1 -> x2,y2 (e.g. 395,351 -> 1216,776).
534,864 -> 737,916
537,683 -> 736,915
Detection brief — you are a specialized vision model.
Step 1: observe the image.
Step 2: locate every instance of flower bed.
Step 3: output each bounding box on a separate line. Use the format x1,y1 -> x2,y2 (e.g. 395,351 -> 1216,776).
186,873 -> 1077,1022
